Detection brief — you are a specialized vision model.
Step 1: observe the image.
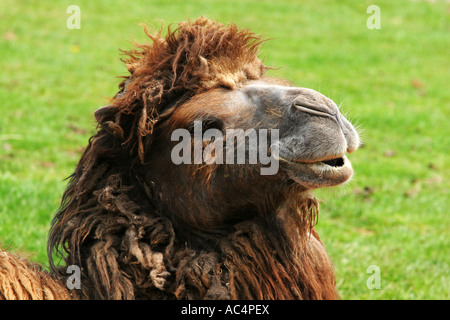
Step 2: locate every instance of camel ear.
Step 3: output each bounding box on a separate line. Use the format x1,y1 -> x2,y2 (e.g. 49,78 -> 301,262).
94,105 -> 118,124
198,56 -> 210,76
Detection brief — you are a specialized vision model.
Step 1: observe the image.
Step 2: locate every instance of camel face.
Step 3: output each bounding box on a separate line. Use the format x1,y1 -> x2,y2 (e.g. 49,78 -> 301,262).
163,78 -> 360,191
142,78 -> 360,230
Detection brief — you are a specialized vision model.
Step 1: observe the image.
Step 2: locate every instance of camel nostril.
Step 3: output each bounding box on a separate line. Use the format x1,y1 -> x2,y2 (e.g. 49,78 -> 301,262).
291,99 -> 335,119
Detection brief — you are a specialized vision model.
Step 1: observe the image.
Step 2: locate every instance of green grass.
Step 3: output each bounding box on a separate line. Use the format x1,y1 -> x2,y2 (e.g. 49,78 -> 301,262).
0,0 -> 448,299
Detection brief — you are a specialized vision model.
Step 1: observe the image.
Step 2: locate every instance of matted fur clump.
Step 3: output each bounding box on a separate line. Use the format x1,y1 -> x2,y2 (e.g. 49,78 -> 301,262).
0,250 -> 72,300
1,17 -> 358,300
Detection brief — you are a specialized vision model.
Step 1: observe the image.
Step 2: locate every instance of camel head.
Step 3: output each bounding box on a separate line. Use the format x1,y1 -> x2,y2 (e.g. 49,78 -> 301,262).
49,18 -> 359,299
89,18 -> 360,232
138,80 -> 360,231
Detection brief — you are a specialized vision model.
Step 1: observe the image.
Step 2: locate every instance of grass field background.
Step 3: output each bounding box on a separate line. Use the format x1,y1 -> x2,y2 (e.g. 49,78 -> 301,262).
0,0 -> 448,299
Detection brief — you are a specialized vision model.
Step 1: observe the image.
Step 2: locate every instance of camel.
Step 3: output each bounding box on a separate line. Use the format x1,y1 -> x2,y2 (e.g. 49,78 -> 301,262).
0,17 -> 359,300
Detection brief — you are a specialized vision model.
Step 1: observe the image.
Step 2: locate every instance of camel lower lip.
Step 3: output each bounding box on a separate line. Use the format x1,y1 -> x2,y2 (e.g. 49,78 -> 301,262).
280,155 -> 354,189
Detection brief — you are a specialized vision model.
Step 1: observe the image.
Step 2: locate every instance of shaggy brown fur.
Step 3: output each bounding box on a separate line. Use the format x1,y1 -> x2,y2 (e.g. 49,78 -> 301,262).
0,249 -> 72,300
3,18 -> 343,300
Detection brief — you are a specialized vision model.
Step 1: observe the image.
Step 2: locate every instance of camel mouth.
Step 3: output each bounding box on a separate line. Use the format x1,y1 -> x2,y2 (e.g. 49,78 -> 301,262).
320,156 -> 345,167
279,155 -> 354,189
282,154 -> 346,167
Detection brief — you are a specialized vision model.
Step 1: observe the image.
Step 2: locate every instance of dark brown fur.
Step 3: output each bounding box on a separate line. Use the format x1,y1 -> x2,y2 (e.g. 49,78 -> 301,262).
46,18 -> 339,300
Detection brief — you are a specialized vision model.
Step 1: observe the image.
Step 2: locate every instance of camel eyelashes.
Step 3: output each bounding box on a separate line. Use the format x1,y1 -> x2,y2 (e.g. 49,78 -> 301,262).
185,117 -> 224,133
202,117 -> 224,131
